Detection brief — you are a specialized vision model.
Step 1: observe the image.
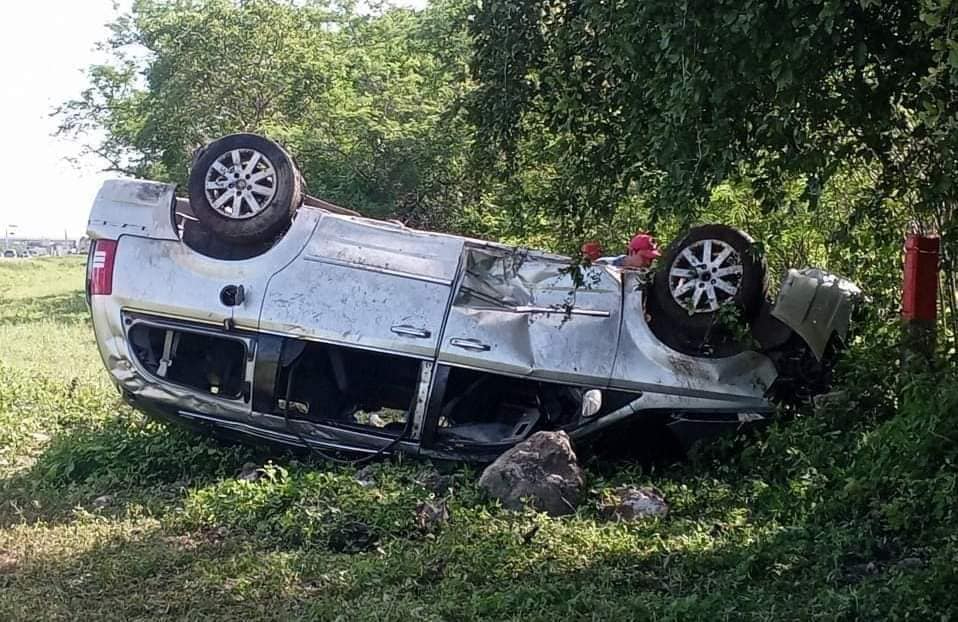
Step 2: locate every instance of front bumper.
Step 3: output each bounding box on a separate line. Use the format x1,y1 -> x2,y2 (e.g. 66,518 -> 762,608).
771,268 -> 861,359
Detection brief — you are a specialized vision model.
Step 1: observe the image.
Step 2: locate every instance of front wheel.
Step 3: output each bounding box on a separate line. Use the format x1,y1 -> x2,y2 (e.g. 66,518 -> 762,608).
188,133 -> 302,245
649,224 -> 767,356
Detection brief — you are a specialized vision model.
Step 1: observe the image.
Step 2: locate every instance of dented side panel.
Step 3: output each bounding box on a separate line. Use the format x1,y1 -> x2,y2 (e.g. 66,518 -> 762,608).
89,297 -> 254,421
259,212 -> 465,359
109,209 -> 322,329
438,246 -> 622,386
305,216 -> 462,283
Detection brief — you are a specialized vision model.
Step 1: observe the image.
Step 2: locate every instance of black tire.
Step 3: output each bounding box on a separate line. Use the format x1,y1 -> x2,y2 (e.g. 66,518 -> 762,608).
188,133 -> 302,245
649,224 -> 767,355
181,218 -> 275,260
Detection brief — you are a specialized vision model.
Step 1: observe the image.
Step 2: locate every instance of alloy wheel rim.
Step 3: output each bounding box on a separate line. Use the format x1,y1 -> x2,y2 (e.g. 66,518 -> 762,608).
204,149 -> 277,219
668,239 -> 744,314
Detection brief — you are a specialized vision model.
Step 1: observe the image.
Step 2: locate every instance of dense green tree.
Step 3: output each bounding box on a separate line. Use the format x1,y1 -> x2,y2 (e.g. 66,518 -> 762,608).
57,0 -> 473,225
466,0 -> 958,342
468,0 -> 958,217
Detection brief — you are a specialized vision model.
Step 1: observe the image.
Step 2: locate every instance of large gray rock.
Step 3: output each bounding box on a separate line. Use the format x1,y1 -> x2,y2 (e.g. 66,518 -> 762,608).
478,431 -> 585,516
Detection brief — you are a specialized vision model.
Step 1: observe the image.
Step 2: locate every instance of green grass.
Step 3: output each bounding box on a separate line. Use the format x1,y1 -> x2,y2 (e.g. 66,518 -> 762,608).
1,257 -> 956,620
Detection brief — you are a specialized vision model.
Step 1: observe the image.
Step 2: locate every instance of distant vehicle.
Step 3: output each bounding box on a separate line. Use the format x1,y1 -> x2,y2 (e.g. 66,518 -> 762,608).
84,134 -> 860,462
2,249 -> 15,258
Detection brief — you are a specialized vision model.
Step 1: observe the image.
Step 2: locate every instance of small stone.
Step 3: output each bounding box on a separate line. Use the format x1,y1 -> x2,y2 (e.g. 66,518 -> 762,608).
813,390 -> 849,413
0,550 -> 18,574
237,463 -> 263,482
355,465 -> 377,487
600,486 -> 669,521
29,432 -> 50,443
415,469 -> 453,495
91,494 -> 114,510
415,499 -> 450,534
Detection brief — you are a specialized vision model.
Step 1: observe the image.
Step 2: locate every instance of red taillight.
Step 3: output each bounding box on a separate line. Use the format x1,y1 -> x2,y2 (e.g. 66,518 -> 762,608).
89,239 -> 117,296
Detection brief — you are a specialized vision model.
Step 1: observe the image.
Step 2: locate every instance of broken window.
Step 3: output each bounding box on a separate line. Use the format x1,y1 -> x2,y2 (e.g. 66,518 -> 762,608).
275,340 -> 419,435
129,323 -> 247,398
434,367 -> 596,445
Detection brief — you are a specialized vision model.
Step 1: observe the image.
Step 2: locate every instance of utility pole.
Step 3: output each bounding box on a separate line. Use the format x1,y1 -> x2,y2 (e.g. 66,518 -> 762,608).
3,224 -> 16,250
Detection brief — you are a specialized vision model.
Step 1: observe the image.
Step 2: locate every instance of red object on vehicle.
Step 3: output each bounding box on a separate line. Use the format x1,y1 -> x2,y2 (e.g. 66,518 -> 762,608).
581,241 -> 604,262
902,234 -> 939,322
88,239 -> 118,296
627,232 -> 661,261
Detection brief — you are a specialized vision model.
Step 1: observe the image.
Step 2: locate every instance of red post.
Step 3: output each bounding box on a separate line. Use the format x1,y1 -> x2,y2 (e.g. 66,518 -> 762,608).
901,234 -> 940,364
902,234 -> 940,322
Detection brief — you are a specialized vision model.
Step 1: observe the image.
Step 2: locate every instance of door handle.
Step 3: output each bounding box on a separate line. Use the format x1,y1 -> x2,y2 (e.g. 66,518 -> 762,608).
449,337 -> 491,352
390,324 -> 432,339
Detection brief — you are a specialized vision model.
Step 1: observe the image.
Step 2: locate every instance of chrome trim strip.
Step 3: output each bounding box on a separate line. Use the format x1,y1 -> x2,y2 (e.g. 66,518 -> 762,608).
513,305 -> 610,317
122,307 -> 225,327
410,361 -> 434,441
302,254 -> 451,286
252,326 -> 435,361
459,288 -> 611,317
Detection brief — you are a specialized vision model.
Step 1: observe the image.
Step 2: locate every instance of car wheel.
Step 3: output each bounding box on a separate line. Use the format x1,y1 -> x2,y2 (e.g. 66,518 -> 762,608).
187,133 -> 302,245
649,224 -> 767,355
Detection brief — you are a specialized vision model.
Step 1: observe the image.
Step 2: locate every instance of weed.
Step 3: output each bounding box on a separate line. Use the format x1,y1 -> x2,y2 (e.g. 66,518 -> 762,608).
1,257 -> 956,620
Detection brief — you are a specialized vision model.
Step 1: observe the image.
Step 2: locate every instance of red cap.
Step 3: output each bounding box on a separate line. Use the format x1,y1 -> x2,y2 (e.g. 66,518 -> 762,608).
627,232 -> 661,260
581,241 -> 604,261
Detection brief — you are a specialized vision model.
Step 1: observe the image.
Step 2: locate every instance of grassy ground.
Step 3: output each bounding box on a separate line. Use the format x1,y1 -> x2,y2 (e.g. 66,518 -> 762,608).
0,257 -> 955,620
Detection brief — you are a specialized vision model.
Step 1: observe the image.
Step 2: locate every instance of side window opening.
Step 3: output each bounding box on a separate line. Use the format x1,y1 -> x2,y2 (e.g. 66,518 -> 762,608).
432,367 -> 641,446
435,367 -> 590,445
129,324 -> 246,398
275,341 -> 419,435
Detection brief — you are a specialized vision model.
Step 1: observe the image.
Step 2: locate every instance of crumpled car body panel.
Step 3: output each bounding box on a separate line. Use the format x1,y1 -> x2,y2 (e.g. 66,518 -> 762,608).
771,268 -> 862,359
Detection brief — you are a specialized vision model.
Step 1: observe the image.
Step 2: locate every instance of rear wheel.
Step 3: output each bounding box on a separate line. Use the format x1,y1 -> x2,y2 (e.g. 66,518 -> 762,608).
649,225 -> 767,356
188,133 -> 302,245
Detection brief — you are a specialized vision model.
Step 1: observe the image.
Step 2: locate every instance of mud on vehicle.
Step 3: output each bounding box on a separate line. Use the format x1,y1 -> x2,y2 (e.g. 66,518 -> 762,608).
85,133 -> 861,462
